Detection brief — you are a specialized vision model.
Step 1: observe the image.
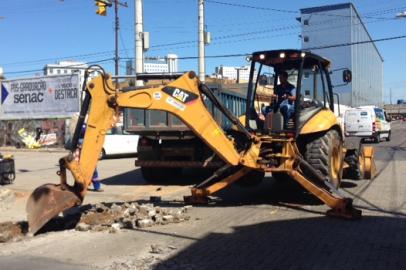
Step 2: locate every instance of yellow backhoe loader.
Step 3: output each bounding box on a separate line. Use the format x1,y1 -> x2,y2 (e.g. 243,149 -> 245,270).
26,50 -> 375,234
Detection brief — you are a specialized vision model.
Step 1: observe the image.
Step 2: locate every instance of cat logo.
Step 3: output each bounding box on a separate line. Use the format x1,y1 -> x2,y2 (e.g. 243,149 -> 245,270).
172,88 -> 189,103
162,86 -> 198,104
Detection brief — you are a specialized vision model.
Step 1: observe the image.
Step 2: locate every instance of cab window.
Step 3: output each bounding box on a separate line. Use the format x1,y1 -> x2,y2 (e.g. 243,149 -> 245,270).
300,61 -> 327,109
247,61 -> 275,130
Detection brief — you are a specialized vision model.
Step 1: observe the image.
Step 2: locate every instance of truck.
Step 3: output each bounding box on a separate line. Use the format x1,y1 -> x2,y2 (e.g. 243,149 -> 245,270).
123,82 -> 248,182
27,50 -> 376,234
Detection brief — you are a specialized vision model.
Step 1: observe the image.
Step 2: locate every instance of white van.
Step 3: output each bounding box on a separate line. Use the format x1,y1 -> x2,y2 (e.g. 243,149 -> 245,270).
344,106 -> 391,142
101,125 -> 139,159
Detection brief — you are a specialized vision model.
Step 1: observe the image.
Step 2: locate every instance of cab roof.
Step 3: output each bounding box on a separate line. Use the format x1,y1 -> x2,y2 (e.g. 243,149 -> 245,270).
251,49 -> 331,70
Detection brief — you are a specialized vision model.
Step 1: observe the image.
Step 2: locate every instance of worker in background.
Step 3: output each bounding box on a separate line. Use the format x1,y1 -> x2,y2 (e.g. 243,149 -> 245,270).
76,123 -> 104,192
274,71 -> 296,127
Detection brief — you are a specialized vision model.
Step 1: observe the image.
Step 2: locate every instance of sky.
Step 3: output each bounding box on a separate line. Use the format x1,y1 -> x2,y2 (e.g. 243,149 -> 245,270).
0,0 -> 405,103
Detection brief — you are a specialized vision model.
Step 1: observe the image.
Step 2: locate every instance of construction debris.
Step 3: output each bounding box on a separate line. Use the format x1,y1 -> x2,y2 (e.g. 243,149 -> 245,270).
0,188 -> 16,217
0,201 -> 191,243
0,222 -> 27,243
75,202 -> 191,232
0,188 -> 15,209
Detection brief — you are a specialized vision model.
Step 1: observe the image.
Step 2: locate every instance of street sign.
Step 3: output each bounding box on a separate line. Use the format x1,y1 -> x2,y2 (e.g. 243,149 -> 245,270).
0,74 -> 80,120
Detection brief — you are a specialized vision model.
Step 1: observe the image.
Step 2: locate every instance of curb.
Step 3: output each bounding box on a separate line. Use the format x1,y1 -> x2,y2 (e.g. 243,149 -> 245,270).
0,146 -> 68,153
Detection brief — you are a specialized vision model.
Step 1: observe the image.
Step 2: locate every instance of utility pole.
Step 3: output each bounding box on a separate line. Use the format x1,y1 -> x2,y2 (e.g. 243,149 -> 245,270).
114,1 -> 128,86
135,0 -> 144,86
390,88 -> 392,105
94,0 -> 127,86
114,0 -> 119,85
198,0 -> 205,82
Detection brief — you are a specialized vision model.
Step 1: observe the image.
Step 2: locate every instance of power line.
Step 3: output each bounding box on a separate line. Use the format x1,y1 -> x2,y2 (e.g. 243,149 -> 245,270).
3,58 -> 114,76
148,4 -> 401,50
3,3 -> 404,70
205,0 -> 297,14
8,34 -> 406,75
206,0 -> 406,21
307,34 -> 406,51
119,31 -> 130,60
147,15 -> 398,52
2,50 -> 117,67
133,34 -> 406,60
114,15 -> 400,54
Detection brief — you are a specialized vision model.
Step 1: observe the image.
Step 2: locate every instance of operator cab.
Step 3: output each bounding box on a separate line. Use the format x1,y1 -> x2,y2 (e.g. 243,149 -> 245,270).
246,49 -> 336,136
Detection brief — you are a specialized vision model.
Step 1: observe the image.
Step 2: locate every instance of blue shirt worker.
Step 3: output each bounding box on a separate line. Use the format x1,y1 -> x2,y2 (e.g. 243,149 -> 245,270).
274,71 -> 296,128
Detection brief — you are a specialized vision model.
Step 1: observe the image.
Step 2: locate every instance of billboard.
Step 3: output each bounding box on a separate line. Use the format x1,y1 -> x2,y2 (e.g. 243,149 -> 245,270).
0,74 -> 80,120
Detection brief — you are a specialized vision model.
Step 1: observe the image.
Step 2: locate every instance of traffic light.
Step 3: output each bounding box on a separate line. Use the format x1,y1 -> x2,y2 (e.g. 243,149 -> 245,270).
96,2 -> 107,16
95,0 -> 112,16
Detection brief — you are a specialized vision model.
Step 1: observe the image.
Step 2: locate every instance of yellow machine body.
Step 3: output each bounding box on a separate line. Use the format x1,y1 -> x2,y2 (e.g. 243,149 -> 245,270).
300,109 -> 341,135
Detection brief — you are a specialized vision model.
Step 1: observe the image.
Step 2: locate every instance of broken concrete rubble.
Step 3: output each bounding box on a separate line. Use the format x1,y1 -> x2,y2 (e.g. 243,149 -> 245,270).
75,202 -> 191,232
0,201 -> 192,243
0,221 -> 27,243
0,187 -> 15,210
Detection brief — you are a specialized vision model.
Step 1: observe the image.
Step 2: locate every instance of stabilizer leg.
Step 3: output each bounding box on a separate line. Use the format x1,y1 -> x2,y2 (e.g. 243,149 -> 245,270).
184,167 -> 252,204
288,157 -> 362,220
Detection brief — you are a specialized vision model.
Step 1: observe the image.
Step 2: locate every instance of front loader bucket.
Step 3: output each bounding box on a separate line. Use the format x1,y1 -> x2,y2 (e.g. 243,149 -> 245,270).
26,184 -> 81,235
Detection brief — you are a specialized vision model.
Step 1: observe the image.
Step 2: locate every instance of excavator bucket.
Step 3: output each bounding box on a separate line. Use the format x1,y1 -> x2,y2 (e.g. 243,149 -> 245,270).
26,184 -> 81,235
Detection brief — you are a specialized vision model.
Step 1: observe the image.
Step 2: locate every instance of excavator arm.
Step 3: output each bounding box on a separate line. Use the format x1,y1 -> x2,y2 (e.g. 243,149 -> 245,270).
72,71 -> 249,197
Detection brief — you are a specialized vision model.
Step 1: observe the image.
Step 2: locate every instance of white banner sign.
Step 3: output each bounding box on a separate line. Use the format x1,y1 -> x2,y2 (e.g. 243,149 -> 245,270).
0,74 -> 80,120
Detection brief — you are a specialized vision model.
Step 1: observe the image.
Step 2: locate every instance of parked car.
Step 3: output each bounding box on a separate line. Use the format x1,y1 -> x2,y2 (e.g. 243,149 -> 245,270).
344,106 -> 391,142
100,125 -> 139,159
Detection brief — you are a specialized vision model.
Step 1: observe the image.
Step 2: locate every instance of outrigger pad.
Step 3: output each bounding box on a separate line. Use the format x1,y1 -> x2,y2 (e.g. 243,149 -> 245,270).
183,195 -> 209,205
26,184 -> 81,235
326,198 -> 362,220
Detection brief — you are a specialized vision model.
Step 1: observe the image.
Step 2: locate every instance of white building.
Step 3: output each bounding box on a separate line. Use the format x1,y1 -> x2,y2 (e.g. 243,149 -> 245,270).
214,65 -> 251,83
144,54 -> 178,73
300,3 -> 384,107
43,61 -> 101,89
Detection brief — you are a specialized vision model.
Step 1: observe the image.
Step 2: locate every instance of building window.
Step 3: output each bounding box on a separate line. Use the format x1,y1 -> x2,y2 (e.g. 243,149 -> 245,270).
49,69 -> 53,74
304,19 -> 309,25
57,69 -> 61,74
303,36 -> 309,42
64,69 -> 67,74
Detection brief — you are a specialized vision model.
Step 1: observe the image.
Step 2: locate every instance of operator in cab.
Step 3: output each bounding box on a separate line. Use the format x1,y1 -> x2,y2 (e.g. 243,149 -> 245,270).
274,71 -> 296,127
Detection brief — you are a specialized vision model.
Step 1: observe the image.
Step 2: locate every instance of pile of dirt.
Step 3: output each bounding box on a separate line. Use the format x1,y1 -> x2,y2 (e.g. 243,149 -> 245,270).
0,221 -> 27,243
75,202 -> 191,233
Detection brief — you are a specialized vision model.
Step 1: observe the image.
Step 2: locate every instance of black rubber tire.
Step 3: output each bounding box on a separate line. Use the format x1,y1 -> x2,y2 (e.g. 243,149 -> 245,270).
235,170 -> 265,187
141,167 -> 182,183
303,129 -> 343,189
343,149 -> 364,180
